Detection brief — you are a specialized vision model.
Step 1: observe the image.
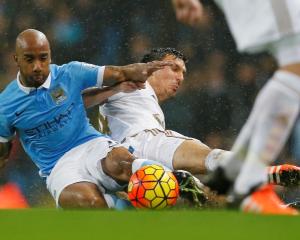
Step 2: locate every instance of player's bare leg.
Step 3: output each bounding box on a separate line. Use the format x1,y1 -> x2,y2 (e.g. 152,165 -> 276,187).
59,147 -> 135,209
173,139 -> 232,174
59,182 -> 108,208
172,139 -> 210,174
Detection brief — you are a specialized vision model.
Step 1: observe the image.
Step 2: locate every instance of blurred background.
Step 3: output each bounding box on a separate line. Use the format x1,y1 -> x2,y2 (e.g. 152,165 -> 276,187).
0,0 -> 299,208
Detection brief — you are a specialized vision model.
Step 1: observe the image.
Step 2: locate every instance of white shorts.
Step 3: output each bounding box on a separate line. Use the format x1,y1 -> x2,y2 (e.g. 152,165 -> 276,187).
269,34 -> 300,66
122,129 -> 198,170
46,137 -> 124,206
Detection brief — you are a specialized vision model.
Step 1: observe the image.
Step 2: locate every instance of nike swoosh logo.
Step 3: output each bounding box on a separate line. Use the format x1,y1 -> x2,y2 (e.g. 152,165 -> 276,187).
15,109 -> 26,117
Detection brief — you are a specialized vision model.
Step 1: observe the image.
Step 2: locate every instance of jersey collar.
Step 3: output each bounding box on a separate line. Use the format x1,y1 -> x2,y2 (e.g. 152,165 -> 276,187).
146,81 -> 159,102
17,72 -> 51,94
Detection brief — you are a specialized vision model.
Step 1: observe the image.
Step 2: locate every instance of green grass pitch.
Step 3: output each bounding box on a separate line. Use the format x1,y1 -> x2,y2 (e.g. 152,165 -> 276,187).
0,209 -> 300,240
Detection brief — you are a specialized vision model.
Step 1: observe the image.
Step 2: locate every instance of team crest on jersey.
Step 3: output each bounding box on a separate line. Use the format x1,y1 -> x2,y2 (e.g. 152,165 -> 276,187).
50,86 -> 67,104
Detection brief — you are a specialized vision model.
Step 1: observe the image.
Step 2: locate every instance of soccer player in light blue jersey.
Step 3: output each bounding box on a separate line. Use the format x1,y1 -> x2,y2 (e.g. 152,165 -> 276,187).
0,29 -> 174,209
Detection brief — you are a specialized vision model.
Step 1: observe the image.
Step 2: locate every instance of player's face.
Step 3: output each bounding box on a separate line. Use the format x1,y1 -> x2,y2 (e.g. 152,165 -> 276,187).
151,54 -> 186,101
15,40 -> 51,88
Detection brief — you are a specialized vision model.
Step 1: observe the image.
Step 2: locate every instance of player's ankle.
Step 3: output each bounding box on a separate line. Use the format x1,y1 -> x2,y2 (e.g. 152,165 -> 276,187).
204,166 -> 233,195
204,149 -> 233,172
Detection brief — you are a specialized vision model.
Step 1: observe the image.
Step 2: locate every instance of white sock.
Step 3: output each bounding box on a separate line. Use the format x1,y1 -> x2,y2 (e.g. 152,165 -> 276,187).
103,193 -> 132,210
103,193 -> 116,208
233,155 -> 268,195
204,149 -> 233,172
132,159 -> 171,173
220,151 -> 244,181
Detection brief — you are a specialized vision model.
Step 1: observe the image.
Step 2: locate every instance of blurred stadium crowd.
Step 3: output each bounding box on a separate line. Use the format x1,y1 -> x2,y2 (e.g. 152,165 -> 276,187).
0,0 -> 299,207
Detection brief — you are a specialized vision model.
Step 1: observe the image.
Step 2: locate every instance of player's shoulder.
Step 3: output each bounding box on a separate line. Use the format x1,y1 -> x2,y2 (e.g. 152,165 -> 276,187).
51,61 -> 81,71
49,62 -> 79,81
0,79 -> 20,103
50,62 -> 75,75
63,61 -> 98,70
0,79 -> 26,118
52,61 -> 98,75
108,82 -> 152,102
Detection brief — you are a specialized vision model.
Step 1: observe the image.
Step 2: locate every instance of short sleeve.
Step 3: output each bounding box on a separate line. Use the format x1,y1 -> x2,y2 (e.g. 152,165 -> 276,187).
67,61 -> 105,91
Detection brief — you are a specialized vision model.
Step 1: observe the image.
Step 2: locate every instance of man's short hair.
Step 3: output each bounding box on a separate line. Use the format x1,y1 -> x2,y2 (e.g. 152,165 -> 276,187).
141,48 -> 187,63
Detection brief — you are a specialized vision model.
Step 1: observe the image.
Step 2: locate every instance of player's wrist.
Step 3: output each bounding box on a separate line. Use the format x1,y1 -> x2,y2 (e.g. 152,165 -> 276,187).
103,66 -> 125,86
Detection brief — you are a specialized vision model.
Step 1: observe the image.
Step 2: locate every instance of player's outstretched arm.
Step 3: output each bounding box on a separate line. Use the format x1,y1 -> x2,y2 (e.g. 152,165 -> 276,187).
82,81 -> 139,108
103,61 -> 175,86
0,142 -> 11,169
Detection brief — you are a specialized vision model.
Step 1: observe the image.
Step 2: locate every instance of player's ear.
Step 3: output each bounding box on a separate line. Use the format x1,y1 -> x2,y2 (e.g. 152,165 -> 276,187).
13,54 -> 19,66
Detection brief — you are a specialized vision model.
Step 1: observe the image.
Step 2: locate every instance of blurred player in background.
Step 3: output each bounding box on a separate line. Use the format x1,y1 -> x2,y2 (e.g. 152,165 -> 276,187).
83,47 -> 300,207
0,29 -> 175,209
173,0 -> 300,215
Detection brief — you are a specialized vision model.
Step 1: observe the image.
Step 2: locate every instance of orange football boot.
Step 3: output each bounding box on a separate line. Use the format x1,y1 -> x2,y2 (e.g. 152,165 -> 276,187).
240,184 -> 298,215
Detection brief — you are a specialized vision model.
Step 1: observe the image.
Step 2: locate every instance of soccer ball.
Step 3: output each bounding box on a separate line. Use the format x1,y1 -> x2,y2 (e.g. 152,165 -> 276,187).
128,164 -> 179,209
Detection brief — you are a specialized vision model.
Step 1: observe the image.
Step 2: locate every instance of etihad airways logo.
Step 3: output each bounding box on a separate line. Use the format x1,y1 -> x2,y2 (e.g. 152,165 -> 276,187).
24,103 -> 74,139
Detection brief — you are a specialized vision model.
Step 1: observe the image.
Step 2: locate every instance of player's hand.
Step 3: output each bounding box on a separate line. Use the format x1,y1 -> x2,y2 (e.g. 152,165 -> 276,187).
120,61 -> 176,83
172,0 -> 203,26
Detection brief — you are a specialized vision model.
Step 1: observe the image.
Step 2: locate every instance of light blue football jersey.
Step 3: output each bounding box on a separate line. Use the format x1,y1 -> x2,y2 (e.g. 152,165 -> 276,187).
0,61 -> 105,176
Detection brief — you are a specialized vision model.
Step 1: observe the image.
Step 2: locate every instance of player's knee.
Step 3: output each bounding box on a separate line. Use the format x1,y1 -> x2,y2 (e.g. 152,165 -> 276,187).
59,183 -> 108,209
59,191 -> 107,209
102,147 -> 135,182
79,194 -> 107,208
